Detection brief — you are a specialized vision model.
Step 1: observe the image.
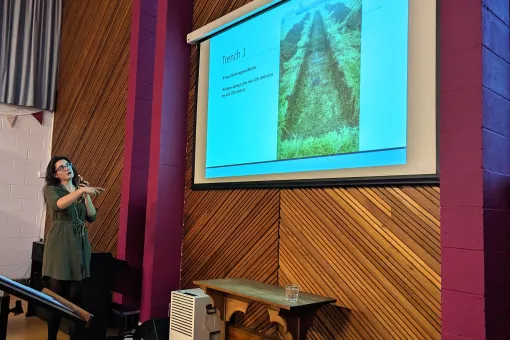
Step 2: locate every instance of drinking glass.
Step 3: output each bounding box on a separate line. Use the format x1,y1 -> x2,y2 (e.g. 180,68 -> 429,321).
285,284 -> 299,303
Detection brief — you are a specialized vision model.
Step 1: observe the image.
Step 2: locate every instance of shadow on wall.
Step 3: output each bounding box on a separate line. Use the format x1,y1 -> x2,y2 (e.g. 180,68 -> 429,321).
308,305 -> 352,338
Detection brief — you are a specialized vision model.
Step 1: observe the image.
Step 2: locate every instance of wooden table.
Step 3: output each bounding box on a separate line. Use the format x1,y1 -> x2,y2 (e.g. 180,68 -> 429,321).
194,279 -> 336,340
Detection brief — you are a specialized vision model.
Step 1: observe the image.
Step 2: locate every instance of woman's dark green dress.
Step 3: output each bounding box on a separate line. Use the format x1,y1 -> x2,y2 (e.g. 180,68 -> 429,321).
42,185 -> 96,281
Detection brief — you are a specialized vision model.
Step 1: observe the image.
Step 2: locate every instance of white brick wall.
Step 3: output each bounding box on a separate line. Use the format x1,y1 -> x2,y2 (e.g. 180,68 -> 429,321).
0,104 -> 53,279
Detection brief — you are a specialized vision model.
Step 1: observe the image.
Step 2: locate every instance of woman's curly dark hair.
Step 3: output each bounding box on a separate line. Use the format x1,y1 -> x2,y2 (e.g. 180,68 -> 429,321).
44,156 -> 80,187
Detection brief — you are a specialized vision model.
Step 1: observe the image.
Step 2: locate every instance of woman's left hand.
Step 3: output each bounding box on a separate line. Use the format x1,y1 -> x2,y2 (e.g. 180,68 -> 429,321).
78,175 -> 89,187
78,175 -> 91,198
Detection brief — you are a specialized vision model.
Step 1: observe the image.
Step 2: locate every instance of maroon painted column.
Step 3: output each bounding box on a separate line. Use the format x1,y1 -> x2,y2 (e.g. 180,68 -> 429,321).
440,1 -> 484,339
441,0 -> 510,339
118,0 -> 158,308
140,0 -> 193,320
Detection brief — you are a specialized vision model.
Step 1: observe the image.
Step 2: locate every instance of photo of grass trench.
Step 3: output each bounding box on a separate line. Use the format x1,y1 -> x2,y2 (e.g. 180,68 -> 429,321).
277,0 -> 361,160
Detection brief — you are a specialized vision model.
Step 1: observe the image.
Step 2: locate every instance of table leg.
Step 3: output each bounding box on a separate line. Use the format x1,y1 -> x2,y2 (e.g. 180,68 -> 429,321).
267,309 -> 292,340
203,289 -> 227,340
267,308 -> 317,340
283,313 -> 315,340
201,288 -> 251,340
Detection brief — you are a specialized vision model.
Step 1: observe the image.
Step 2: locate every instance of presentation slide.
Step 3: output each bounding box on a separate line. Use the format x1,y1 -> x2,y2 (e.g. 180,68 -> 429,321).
204,0 -> 409,179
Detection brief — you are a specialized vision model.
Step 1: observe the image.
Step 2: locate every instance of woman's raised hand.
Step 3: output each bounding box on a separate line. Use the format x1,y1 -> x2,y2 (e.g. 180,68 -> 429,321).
78,175 -> 90,188
79,186 -> 105,197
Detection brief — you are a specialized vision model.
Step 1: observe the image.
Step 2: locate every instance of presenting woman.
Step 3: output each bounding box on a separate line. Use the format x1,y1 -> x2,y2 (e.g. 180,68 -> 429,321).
42,156 -> 104,340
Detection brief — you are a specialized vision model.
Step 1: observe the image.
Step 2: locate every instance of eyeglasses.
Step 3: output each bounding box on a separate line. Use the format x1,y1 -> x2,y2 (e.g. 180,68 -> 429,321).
55,163 -> 73,173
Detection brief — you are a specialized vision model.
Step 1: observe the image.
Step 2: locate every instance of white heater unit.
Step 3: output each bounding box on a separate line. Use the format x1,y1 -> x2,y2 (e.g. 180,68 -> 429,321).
169,288 -> 220,340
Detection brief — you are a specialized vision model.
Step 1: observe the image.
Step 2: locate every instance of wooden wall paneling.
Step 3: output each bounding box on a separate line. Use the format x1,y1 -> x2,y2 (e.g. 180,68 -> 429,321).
48,0 -> 131,255
181,189 -> 280,336
280,187 -> 441,339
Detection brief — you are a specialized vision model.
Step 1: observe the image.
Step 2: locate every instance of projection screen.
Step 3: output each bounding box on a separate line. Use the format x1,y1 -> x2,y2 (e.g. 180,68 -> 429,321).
189,0 -> 437,189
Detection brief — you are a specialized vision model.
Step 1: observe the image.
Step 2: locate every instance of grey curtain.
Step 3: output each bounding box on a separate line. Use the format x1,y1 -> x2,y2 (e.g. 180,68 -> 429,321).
0,0 -> 62,111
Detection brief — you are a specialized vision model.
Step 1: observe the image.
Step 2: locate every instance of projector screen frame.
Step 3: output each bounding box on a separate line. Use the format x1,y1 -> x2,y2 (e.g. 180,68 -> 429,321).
187,0 -> 285,44
190,0 -> 439,190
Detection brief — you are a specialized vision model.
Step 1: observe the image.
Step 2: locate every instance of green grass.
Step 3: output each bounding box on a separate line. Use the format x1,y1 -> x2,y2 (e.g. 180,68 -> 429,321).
278,14 -> 314,141
319,2 -> 361,119
278,127 -> 359,159
281,10 -> 311,39
276,1 -> 362,160
281,13 -> 311,64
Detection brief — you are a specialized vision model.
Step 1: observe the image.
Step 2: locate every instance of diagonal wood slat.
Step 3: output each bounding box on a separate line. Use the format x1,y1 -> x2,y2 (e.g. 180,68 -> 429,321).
47,0 -> 130,255
279,187 -> 440,339
181,188 -> 280,336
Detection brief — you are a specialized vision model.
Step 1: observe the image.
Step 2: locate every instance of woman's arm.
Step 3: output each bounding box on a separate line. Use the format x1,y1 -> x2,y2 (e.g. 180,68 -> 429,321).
53,187 -> 103,210
55,189 -> 85,210
78,177 -> 101,222
44,186 -> 103,212
84,194 -> 97,222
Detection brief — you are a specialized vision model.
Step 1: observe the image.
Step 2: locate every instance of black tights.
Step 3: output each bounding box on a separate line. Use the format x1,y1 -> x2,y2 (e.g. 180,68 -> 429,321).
46,278 -> 83,340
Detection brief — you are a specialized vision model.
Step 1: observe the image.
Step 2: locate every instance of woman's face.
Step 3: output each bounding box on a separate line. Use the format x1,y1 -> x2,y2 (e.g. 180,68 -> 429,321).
54,159 -> 74,182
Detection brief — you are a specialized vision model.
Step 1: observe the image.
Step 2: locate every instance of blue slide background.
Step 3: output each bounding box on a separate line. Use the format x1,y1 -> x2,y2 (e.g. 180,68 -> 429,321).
206,9 -> 282,168
359,0 -> 408,151
204,0 -> 409,178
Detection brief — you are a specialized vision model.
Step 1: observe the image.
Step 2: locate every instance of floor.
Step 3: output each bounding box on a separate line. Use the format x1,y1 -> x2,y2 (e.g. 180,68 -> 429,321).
7,302 -> 67,340
6,300 -> 126,340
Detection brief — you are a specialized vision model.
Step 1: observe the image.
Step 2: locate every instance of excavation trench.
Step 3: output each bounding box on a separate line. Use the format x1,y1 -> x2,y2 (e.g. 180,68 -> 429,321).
282,10 -> 354,141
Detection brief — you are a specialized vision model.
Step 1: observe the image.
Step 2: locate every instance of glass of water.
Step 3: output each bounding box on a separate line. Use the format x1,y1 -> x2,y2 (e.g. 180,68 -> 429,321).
285,284 -> 299,303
